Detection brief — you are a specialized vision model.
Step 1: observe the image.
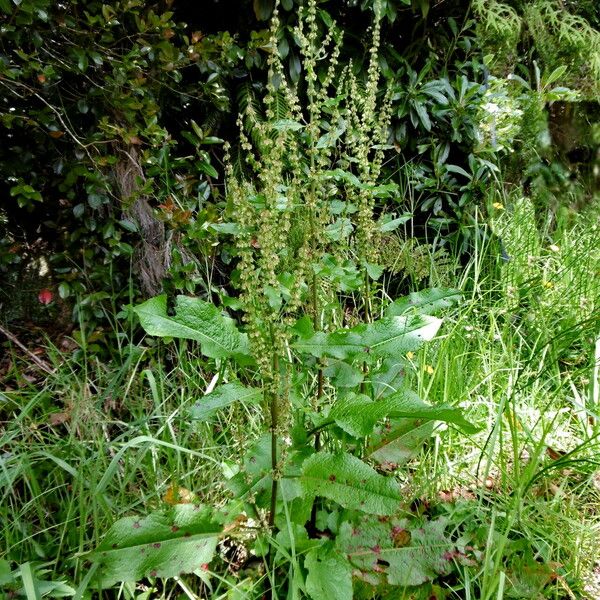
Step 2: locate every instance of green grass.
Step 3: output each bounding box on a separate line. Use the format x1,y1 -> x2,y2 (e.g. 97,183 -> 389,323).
1,199 -> 599,598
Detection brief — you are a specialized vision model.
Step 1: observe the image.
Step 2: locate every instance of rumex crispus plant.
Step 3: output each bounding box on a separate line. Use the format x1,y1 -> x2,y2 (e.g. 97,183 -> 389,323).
90,2 -> 475,597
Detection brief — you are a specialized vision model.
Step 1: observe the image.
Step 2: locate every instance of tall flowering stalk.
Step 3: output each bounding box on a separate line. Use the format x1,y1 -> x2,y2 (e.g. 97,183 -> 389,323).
225,0 -> 392,526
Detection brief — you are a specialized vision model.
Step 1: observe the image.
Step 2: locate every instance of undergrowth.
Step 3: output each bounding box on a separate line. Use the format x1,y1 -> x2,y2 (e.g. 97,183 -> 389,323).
1,197 -> 599,598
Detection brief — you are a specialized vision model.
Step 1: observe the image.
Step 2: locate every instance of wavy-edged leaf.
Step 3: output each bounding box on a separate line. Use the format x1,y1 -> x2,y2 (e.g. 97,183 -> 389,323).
337,515 -> 453,587
300,452 -> 402,515
305,547 -> 352,600
91,504 -> 221,588
190,383 -> 261,420
386,288 -> 462,317
323,359 -> 364,388
366,419 -> 434,465
227,434 -> 274,506
328,390 -> 476,436
133,295 -> 249,359
294,314 -> 441,360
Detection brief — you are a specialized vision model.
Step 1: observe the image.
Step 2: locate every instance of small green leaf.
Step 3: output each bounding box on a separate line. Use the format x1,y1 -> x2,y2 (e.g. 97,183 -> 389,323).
190,383 -> 261,420
377,213 -> 412,232
271,119 -> 303,132
363,261 -> 383,280
544,65 -> 567,87
91,505 -> 221,588
325,218 -> 353,241
227,434 -> 274,506
201,136 -> 224,145
0,559 -> 14,587
119,218 -> 138,233
305,547 -> 352,600
198,161 -> 219,179
58,282 -> 70,299
300,452 -> 402,515
445,164 -> 471,179
413,102 -> 431,131
133,295 -> 249,359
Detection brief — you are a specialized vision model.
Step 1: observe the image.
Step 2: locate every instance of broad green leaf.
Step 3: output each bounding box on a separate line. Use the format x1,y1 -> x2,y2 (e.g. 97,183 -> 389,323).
386,288 -> 462,317
328,390 -> 476,436
323,359 -> 364,388
371,359 -> 406,399
305,548 -> 352,600
294,314 -> 441,360
445,164 -> 471,179
190,383 -> 261,420
272,119 -> 303,132
366,419 -> 434,465
321,169 -> 362,187
377,213 -> 412,232
227,434 -> 274,507
91,504 -> 221,588
300,452 -> 402,515
0,559 -> 13,587
133,295 -> 249,359
19,563 -> 41,600
253,0 -> 273,20
329,394 -> 383,437
386,390 -> 476,433
544,65 -> 567,87
337,515 -> 453,587
413,102 -> 431,131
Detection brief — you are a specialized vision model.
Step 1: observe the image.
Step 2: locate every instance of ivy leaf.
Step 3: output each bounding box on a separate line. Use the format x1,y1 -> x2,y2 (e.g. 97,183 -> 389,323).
190,383 -> 261,420
294,314 -> 441,360
300,452 -> 402,515
305,547 -> 353,600
133,295 -> 249,359
386,288 -> 462,317
91,504 -> 222,588
337,515 -> 453,587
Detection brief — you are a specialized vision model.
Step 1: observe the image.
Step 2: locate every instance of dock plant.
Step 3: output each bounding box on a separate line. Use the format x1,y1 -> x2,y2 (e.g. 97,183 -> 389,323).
89,2 -> 475,597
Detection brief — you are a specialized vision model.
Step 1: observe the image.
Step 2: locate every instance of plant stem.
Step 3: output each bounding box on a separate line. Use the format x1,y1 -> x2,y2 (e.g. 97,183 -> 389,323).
268,350 -> 279,530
